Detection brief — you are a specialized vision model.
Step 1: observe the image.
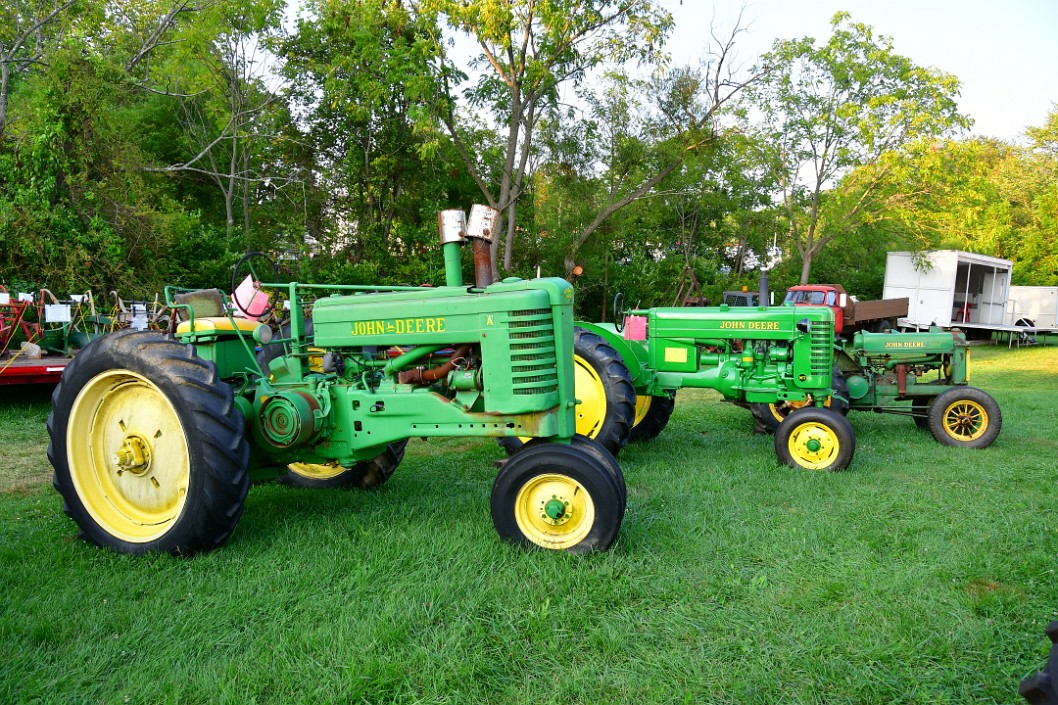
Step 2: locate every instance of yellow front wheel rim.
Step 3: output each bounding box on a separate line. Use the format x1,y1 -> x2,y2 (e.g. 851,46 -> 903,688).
942,400 -> 988,441
513,473 -> 595,549
67,370 -> 191,543
573,354 -> 606,439
787,421 -> 840,471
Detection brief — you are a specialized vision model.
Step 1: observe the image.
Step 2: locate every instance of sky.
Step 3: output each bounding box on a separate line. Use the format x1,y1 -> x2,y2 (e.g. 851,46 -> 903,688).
662,0 -> 1058,143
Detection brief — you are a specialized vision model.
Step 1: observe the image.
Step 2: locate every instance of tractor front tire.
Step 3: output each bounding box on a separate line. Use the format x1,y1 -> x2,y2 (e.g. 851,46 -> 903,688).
491,442 -> 624,553
1020,621 -> 1058,704
47,330 -> 250,554
752,367 -> 850,433
775,407 -> 855,472
927,387 -> 1002,448
628,394 -> 676,443
572,327 -> 636,457
283,440 -> 408,489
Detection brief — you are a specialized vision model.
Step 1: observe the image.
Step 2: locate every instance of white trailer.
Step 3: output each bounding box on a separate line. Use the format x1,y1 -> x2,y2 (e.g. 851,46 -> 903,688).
883,250 -> 1013,328
1008,286 -> 1058,329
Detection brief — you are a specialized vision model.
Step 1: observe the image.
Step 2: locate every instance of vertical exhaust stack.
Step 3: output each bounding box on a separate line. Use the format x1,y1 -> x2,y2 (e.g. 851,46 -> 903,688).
438,209 -> 467,287
759,270 -> 770,308
466,205 -> 499,289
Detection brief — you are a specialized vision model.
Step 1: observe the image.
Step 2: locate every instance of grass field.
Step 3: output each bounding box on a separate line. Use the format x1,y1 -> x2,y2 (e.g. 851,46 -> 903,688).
1,344 -> 1055,704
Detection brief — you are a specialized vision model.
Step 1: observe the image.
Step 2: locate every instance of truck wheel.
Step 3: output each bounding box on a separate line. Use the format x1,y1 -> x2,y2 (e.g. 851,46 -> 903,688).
912,398 -> 931,430
927,387 -> 1002,448
875,318 -> 893,333
751,367 -> 849,433
47,330 -> 250,554
571,327 -> 636,456
628,394 -> 676,443
775,407 -> 855,472
283,440 -> 408,489
491,442 -> 624,553
1020,620 -> 1058,705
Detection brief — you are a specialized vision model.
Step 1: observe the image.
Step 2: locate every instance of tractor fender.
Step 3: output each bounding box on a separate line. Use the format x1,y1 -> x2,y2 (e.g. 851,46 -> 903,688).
574,321 -> 647,387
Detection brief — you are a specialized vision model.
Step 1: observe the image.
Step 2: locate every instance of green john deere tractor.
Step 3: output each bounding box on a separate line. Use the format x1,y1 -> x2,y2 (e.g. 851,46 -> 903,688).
576,303 -> 858,471
47,206 -> 626,555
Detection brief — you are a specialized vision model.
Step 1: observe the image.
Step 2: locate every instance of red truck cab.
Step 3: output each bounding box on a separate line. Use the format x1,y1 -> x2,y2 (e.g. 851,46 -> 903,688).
785,284 -> 848,333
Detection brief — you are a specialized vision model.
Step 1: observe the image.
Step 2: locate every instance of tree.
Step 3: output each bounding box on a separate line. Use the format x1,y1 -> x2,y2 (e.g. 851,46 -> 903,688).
744,12 -> 968,284
417,0 -> 672,277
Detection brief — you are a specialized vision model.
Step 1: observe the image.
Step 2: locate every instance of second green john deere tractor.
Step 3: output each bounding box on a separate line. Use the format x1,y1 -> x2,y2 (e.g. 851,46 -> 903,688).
570,302 -> 1001,471
47,206 -> 626,555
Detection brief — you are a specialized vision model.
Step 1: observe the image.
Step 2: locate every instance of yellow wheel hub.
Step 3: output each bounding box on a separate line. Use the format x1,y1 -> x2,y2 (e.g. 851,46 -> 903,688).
67,370 -> 191,543
573,354 -> 606,439
633,395 -> 652,428
287,461 -> 347,480
942,399 -> 988,441
787,421 -> 840,471
513,473 -> 595,549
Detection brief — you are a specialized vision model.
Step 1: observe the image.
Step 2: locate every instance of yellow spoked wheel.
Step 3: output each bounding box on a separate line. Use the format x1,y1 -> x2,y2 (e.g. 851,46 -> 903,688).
491,442 -> 624,553
282,441 -> 407,489
775,407 -> 855,472
513,473 -> 596,550
940,400 -> 988,441
48,330 -> 249,554
927,387 -> 1002,449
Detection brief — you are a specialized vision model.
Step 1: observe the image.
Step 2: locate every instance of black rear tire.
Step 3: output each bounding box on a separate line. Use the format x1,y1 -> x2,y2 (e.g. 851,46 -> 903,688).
47,330 -> 250,554
491,442 -> 624,553
629,394 -> 675,443
571,327 -> 636,457
775,407 -> 855,472
927,387 -> 1002,448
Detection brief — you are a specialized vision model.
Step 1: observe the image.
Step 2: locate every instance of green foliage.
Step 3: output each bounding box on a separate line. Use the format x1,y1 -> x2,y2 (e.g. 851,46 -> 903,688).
745,12 -> 969,284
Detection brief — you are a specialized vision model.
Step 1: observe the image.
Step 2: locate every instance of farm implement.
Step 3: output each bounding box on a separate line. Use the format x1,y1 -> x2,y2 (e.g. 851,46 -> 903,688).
47,206 -> 626,555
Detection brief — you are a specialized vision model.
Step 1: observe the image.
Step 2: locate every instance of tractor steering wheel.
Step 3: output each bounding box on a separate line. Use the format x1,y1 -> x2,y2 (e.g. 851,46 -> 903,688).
232,251 -> 279,318
613,293 -> 625,333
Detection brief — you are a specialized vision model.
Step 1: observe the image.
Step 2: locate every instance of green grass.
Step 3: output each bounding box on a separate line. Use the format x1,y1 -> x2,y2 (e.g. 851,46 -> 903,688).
1,346 -> 1056,704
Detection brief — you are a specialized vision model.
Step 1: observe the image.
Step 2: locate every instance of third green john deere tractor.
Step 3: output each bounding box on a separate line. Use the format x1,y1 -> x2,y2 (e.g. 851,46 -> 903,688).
47,206 -> 626,555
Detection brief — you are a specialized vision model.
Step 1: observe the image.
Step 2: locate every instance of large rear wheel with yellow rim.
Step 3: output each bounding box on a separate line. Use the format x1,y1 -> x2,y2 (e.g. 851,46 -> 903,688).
927,387 -> 1001,448
490,442 -> 624,553
47,330 -> 250,554
570,327 -> 635,457
774,406 -> 855,472
281,440 -> 408,489
628,393 -> 675,443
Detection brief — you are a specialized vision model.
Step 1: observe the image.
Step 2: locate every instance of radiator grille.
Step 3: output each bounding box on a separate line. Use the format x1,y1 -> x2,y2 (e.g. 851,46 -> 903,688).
810,321 -> 833,377
508,309 -> 558,396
